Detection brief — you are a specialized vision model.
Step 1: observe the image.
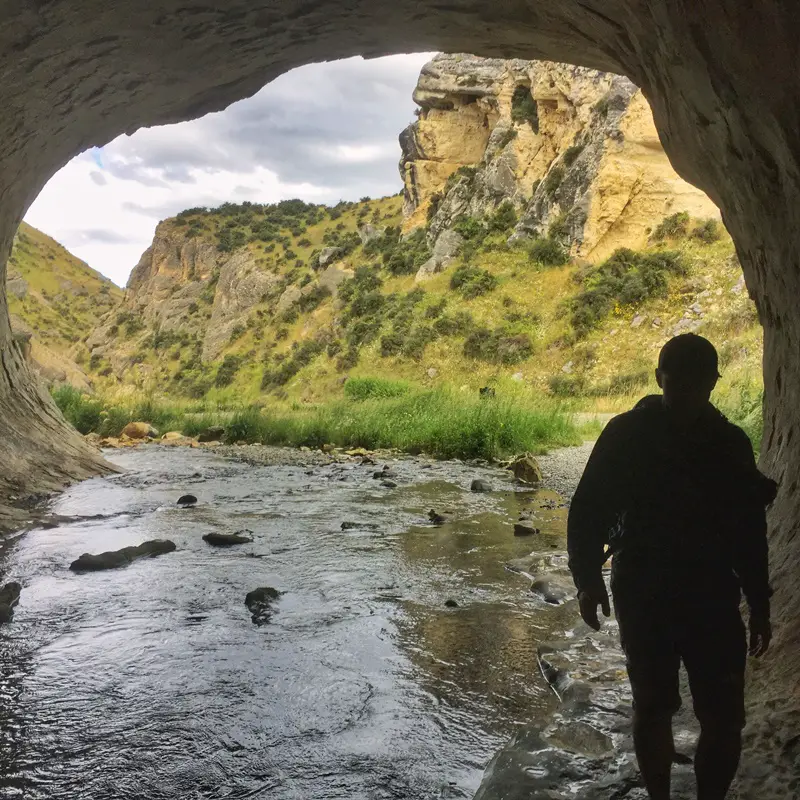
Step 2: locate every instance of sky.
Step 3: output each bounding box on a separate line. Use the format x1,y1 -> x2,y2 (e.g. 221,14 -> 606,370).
24,53 -> 433,287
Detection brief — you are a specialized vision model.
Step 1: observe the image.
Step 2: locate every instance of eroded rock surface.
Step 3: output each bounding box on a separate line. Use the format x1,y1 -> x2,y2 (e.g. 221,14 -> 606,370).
400,54 -> 718,262
0,2 -> 799,794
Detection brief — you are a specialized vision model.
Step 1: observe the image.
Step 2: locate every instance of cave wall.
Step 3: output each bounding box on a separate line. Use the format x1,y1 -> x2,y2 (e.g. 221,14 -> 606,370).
0,0 -> 798,789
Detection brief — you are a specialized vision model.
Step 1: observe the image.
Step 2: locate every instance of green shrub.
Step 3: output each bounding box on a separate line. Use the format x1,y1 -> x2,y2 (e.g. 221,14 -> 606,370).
543,166 -> 564,197
691,218 -> 723,244
215,354 -> 242,388
261,340 -> 324,389
487,201 -> 518,233
511,86 -> 539,131
652,211 -> 690,241
217,226 -> 248,252
402,325 -> 437,360
548,374 -> 588,397
344,377 -> 410,401
571,248 -> 687,336
496,127 -> 518,149
379,330 -> 406,357
528,237 -> 569,266
450,264 -> 499,298
297,284 -> 332,313
433,311 -> 474,337
427,192 -> 443,222
463,328 -> 533,364
453,216 -> 486,243
562,144 -> 584,167
424,298 -> 448,319
605,369 -> 651,394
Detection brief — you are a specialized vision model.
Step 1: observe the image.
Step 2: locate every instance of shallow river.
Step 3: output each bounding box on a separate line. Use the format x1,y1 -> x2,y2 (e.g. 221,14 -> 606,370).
0,447 -> 581,799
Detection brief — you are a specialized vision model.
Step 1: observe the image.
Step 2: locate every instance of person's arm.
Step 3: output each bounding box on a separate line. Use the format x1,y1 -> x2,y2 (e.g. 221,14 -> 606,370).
567,417 -> 629,613
728,427 -> 773,655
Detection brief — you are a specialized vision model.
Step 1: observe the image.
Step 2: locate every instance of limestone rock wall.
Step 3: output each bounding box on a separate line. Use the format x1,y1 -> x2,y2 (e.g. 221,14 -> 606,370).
89,220 -> 282,372
0,0 -> 798,794
400,54 -> 719,262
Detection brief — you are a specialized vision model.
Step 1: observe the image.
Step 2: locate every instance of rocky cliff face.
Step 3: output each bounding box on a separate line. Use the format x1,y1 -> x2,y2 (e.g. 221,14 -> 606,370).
88,219 -> 283,376
400,54 -> 718,264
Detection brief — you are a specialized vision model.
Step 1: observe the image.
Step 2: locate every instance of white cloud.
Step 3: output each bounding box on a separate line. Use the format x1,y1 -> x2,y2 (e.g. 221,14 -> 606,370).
24,53 -> 433,287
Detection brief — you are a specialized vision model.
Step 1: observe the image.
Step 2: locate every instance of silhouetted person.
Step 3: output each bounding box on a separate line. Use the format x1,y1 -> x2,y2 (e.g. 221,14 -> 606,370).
568,334 -> 775,800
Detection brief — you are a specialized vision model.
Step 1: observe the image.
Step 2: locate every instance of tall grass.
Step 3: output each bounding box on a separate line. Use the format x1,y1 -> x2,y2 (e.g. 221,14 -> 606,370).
52,383 -> 583,460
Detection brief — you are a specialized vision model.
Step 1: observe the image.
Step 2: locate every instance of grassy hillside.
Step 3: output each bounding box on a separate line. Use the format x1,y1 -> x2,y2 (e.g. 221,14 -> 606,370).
67,194 -> 766,454
7,221 -> 122,358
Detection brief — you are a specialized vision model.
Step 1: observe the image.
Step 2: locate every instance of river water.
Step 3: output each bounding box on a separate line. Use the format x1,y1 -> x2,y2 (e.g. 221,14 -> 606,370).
0,447 -> 583,800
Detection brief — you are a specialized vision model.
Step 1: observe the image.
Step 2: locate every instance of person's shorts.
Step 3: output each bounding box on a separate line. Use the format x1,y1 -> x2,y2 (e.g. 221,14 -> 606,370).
613,594 -> 747,728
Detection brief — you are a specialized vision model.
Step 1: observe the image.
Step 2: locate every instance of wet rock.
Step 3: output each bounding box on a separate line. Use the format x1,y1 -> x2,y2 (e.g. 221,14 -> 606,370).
507,453 -> 543,485
530,574 -> 573,605
545,720 -> 614,757
177,494 -> 197,507
373,466 -> 397,479
197,426 -> 225,443
428,509 -> 449,525
245,586 -> 282,625
470,478 -> 493,492
0,581 -> 21,624
202,531 -> 253,546
381,479 -> 398,488
444,598 -> 459,608
341,521 -> 380,531
69,539 -> 176,571
121,421 -> 158,439
513,522 -> 540,537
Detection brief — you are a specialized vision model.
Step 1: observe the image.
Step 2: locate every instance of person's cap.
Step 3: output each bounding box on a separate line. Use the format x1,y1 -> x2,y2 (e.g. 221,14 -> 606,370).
657,334 -> 720,379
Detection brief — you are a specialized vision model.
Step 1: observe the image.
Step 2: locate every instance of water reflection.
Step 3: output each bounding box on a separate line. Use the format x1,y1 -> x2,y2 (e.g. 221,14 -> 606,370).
0,447 -> 579,799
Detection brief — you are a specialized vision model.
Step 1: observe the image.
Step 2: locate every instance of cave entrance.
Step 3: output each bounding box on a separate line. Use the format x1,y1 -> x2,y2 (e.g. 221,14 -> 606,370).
1,1 -> 799,793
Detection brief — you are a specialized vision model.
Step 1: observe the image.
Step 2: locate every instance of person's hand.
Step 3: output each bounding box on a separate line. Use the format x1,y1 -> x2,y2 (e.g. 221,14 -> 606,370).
578,583 -> 611,631
748,613 -> 771,657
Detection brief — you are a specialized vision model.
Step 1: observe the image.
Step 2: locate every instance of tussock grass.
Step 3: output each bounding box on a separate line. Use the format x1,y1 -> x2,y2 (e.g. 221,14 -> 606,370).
53,383 -> 583,460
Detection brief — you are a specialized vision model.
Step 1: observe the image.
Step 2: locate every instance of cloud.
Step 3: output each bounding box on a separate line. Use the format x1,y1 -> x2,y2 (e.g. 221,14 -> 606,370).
71,229 -> 136,244
24,53 -> 433,285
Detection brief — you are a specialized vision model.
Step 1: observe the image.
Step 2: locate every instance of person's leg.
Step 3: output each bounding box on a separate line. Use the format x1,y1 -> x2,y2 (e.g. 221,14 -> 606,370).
633,709 -> 675,800
682,607 -> 747,800
694,717 -> 742,800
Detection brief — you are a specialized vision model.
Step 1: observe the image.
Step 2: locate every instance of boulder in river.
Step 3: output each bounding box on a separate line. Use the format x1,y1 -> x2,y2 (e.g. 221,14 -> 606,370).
428,509 -> 448,525
470,478 -> 493,493
177,494 -> 197,507
202,531 -> 254,546
197,426 -> 225,443
530,574 -> 573,605
513,522 -> 540,537
0,581 -> 21,623
444,598 -> 459,608
507,453 -> 543,485
245,586 -> 283,625
381,480 -> 398,489
341,521 -> 380,531
121,421 -> 159,440
70,540 -> 176,572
